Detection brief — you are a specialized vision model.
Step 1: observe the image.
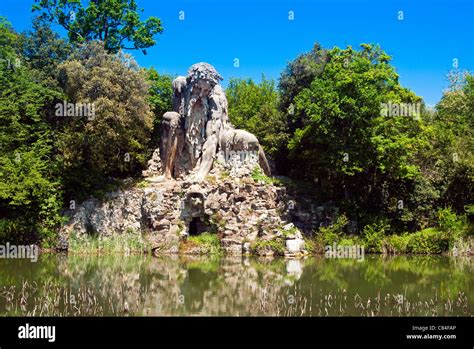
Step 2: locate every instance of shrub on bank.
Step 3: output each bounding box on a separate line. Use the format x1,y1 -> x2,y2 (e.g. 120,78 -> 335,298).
405,228 -> 450,254
311,208 -> 470,255
250,238 -> 286,256
182,233 -> 222,255
361,221 -> 389,253
314,214 -> 349,247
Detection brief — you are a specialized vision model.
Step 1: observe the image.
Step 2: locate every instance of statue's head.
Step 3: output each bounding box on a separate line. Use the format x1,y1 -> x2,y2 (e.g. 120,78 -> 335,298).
187,62 -> 223,94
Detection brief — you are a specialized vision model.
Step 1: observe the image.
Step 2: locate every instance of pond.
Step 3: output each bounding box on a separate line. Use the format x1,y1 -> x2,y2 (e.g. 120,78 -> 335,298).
0,254 -> 472,316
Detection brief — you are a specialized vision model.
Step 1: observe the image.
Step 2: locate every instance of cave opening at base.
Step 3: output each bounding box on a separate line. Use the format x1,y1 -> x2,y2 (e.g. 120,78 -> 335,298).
188,217 -> 210,236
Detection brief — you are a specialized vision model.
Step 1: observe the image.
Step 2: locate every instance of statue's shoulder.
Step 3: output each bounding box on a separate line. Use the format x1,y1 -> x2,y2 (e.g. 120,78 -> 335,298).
172,76 -> 187,93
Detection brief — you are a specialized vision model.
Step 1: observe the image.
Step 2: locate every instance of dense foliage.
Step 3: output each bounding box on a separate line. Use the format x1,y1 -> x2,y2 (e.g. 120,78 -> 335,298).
0,19 -> 63,245
227,43 -> 473,242
32,0 -> 163,53
57,41 -> 154,200
145,67 -> 173,148
0,15 -> 161,244
0,4 -> 471,252
226,77 -> 287,156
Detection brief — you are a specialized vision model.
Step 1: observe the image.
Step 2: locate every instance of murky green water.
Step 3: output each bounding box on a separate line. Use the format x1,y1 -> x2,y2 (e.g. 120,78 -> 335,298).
0,254 -> 472,316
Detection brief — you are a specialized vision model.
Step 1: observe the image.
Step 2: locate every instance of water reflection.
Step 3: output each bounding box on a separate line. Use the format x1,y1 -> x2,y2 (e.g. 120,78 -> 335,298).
0,254 -> 471,316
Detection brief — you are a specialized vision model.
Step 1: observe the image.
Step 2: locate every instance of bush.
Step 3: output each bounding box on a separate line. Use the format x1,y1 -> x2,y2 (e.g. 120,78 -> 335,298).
251,166 -> 275,185
303,237 -> 317,253
315,214 -> 349,246
406,228 -> 450,254
384,234 -> 410,254
186,233 -> 222,255
437,207 -> 467,237
384,230 -> 448,255
251,238 -> 286,256
361,221 -> 389,253
338,237 -> 360,247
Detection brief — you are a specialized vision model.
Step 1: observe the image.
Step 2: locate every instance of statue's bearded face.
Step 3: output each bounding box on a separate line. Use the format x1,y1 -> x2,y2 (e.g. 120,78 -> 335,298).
192,78 -> 215,96
187,63 -> 222,96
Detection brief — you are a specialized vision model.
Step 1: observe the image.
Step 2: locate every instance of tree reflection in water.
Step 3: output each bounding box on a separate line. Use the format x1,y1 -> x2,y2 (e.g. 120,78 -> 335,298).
0,254 -> 471,316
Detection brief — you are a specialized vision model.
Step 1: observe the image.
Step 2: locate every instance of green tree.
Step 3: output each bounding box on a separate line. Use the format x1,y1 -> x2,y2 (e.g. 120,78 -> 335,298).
20,17 -> 72,81
226,77 -> 287,156
145,67 -> 173,147
431,72 -> 474,213
32,0 -> 163,53
279,42 -> 328,134
57,41 -> 154,199
282,44 -> 427,230
0,19 -> 63,245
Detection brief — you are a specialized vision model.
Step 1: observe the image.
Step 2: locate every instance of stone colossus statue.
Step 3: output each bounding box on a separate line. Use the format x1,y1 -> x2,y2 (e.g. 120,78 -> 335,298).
160,62 -> 271,182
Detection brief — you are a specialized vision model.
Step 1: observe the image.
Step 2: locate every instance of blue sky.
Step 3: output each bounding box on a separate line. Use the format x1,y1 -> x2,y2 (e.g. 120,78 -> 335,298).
1,0 -> 473,105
